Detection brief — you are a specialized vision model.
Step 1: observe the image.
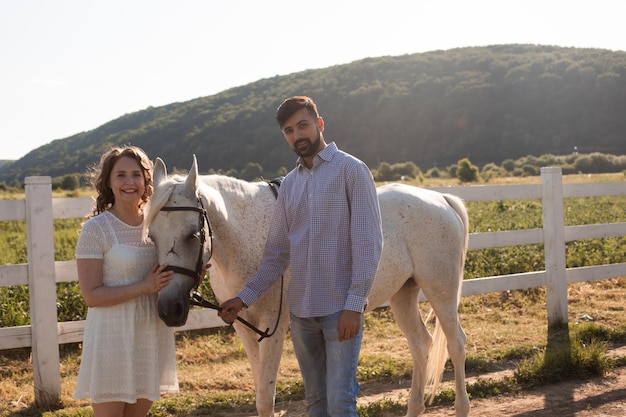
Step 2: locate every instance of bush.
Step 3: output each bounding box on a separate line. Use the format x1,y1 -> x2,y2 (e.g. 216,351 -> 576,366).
241,162 -> 264,181
425,167 -> 442,178
61,175 -> 79,191
501,159 -> 515,172
574,153 -> 626,174
456,158 -> 479,182
373,161 -> 421,181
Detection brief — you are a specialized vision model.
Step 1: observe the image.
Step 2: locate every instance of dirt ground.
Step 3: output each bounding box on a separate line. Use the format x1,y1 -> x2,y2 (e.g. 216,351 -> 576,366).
390,367 -> 626,416
234,346 -> 626,417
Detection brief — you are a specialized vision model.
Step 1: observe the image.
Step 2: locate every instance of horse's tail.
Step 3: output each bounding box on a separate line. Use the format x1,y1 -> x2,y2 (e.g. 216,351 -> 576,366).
424,317 -> 446,404
424,193 -> 469,404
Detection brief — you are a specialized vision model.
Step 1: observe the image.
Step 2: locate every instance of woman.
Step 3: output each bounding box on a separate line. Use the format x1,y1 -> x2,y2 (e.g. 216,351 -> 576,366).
74,145 -> 178,417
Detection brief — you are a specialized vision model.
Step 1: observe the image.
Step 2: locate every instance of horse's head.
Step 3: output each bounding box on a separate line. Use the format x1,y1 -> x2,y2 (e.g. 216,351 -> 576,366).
145,155 -> 213,327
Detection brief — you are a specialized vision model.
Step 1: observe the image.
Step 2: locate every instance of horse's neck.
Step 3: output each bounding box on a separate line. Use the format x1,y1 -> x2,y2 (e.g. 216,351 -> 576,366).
200,177 -> 274,273
201,176 -> 266,221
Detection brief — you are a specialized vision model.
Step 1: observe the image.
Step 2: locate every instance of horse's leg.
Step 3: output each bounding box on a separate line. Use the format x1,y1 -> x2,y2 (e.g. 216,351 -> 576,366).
234,316 -> 287,417
389,279 -> 431,417
422,285 -> 470,417
447,320 -> 470,417
234,324 -> 284,417
256,327 -> 287,417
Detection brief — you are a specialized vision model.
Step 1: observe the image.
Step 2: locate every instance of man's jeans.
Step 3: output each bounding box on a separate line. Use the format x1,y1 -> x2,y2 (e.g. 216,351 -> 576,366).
290,311 -> 363,417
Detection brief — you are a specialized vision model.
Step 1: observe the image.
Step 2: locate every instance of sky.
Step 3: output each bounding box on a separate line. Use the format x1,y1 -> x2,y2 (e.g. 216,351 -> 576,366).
1,0 -> 625,161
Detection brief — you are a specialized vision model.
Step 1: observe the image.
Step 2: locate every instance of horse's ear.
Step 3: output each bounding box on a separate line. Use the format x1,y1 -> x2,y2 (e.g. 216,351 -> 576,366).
184,155 -> 198,198
153,157 -> 168,186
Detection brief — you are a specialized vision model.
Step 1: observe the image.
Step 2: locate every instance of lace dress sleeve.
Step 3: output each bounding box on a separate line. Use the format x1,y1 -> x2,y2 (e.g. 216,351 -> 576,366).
75,217 -> 106,260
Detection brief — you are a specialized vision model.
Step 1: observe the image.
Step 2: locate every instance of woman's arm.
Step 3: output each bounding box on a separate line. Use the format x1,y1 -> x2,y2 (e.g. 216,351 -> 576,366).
77,259 -> 173,307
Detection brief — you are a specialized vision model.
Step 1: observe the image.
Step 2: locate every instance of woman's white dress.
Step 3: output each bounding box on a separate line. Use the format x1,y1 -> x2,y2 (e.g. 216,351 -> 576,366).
74,210 -> 178,403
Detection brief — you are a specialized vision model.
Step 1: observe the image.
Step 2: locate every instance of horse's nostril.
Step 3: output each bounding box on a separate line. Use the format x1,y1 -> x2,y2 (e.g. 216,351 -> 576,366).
174,303 -> 183,317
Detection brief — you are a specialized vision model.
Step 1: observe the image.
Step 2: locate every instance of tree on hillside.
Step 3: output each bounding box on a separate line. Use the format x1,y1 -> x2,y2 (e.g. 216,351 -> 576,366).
3,45 -> 626,184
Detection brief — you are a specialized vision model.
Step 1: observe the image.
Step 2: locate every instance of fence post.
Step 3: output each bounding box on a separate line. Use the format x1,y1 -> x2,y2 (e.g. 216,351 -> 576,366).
540,167 -> 568,327
25,176 -> 61,408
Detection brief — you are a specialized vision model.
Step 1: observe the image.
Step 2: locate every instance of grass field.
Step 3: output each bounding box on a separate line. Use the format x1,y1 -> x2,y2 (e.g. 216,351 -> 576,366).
1,173 -> 625,416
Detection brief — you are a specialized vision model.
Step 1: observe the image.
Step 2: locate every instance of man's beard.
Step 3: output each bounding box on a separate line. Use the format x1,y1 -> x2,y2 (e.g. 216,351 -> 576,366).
293,130 -> 321,158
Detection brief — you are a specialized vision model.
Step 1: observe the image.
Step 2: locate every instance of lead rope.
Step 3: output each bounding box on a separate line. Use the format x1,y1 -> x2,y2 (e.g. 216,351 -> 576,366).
190,293 -> 274,342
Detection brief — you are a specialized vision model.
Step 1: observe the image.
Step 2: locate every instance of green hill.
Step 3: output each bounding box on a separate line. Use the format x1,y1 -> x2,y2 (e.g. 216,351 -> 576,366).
1,44 -> 625,185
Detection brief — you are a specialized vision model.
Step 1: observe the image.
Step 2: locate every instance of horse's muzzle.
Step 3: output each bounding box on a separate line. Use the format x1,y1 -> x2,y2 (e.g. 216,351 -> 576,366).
158,296 -> 190,327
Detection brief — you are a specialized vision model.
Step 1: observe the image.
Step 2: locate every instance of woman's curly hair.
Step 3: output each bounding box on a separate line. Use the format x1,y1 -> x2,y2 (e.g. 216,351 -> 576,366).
87,145 -> 154,217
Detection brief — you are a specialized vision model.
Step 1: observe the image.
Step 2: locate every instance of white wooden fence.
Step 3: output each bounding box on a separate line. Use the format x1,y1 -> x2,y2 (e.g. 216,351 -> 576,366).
1,167 -> 626,407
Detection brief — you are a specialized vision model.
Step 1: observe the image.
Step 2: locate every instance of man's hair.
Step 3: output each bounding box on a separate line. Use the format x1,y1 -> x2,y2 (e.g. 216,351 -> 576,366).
276,96 -> 319,127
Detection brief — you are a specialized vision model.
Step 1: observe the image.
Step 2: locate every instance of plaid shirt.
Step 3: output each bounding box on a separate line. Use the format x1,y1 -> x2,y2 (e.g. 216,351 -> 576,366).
238,142 -> 383,317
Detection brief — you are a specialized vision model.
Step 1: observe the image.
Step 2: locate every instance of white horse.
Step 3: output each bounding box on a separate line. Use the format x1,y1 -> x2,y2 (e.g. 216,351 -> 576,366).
145,156 -> 470,417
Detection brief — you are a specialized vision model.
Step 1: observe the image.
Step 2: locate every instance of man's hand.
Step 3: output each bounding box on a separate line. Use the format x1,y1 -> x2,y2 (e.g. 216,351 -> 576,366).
218,297 -> 245,324
337,310 -> 362,341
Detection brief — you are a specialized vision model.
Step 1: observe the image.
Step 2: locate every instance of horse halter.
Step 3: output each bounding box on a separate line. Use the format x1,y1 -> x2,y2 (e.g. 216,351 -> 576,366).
159,197 -> 213,289
159,178 -> 285,342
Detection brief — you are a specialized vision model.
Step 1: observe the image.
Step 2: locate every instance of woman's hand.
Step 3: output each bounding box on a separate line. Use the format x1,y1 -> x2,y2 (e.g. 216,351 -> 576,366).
143,263 -> 174,294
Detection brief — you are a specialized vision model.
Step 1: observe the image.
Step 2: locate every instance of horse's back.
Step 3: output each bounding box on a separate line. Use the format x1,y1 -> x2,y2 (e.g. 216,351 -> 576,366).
368,183 -> 467,308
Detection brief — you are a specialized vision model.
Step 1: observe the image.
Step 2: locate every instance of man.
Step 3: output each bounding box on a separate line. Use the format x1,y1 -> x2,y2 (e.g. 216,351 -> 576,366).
219,95 -> 383,417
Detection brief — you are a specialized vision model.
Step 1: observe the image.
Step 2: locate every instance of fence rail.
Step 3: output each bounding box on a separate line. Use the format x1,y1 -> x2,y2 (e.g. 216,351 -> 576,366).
1,167 -> 626,407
